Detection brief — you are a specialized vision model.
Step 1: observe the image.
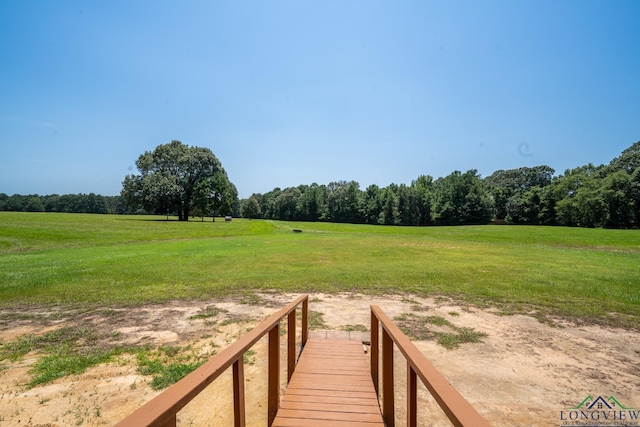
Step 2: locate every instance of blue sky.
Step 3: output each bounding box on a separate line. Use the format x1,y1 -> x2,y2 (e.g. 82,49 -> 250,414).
1,1 -> 639,198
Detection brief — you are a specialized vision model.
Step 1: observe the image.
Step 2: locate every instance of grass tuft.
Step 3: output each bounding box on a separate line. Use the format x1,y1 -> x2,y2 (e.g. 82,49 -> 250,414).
342,324 -> 368,332
308,311 -> 328,330
436,328 -> 488,350
243,349 -> 257,366
0,325 -> 144,388
136,346 -> 209,390
28,346 -> 122,388
189,306 -> 225,320
395,313 -> 488,350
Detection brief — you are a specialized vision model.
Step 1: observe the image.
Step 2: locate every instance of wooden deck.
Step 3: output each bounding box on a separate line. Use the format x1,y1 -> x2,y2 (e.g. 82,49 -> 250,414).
272,335 -> 385,427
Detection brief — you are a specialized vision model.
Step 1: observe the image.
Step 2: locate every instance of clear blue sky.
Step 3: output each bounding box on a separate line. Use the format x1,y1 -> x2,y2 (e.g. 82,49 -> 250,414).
1,1 -> 639,198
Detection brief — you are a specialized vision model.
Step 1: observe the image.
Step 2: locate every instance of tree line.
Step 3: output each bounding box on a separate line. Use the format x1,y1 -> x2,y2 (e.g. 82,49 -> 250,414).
0,193 -> 133,214
2,141 -> 639,228
240,141 -> 640,229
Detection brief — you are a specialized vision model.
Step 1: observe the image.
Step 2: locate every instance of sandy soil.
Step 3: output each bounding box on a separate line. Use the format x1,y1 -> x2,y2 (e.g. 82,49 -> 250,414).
0,293 -> 638,427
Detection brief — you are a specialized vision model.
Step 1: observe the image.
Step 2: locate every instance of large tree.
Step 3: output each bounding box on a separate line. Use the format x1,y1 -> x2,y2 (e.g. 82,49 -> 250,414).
121,140 -> 236,221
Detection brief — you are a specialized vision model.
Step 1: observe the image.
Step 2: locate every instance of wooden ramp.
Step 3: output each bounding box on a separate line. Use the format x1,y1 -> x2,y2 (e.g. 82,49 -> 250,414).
272,336 -> 384,427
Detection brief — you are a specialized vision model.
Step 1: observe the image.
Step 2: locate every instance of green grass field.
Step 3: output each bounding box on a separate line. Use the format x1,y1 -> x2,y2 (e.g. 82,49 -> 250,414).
1,212 -> 639,327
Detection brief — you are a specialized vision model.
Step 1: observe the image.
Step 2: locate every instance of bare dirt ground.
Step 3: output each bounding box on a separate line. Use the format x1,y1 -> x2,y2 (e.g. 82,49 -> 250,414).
0,292 -> 638,427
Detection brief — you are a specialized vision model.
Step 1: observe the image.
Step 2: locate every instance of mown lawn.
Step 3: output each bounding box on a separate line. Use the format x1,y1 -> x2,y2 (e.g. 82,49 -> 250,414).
1,212 -> 638,327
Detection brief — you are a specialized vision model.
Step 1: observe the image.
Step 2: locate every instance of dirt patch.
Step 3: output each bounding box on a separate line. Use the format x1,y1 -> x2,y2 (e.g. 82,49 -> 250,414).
1,293 -> 639,426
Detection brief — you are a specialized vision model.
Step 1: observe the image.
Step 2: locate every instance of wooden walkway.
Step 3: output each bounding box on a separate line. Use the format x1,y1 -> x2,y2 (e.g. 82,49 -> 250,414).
272,336 -> 385,427
115,297 -> 489,427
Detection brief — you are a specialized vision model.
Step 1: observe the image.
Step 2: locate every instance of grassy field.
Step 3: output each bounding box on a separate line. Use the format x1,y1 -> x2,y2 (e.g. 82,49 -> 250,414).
1,212 -> 639,327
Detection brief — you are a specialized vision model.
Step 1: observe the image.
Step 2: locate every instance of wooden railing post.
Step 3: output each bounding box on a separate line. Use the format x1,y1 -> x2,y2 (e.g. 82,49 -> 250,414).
370,304 -> 489,427
407,362 -> 417,427
301,298 -> 308,347
382,327 -> 395,427
232,359 -> 246,427
371,308 -> 379,395
287,309 -> 295,383
268,323 -> 280,427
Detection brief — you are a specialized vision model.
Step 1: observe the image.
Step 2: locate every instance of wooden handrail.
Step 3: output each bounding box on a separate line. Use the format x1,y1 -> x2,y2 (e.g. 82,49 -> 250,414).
115,294 -> 309,427
371,305 -> 489,427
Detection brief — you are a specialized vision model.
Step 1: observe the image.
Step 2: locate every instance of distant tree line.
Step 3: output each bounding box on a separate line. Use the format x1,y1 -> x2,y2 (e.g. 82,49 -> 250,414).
0,192 -> 239,217
0,193 -> 134,214
3,141 -> 639,228
239,171 -> 493,226
240,141 -> 640,229
485,141 -> 640,228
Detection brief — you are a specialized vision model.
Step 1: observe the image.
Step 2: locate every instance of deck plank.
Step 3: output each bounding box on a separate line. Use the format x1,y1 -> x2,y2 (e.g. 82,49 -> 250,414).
272,337 -> 385,426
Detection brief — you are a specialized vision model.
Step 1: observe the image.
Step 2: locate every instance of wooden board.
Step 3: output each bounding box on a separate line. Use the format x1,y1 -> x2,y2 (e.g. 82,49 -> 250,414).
272,338 -> 385,427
